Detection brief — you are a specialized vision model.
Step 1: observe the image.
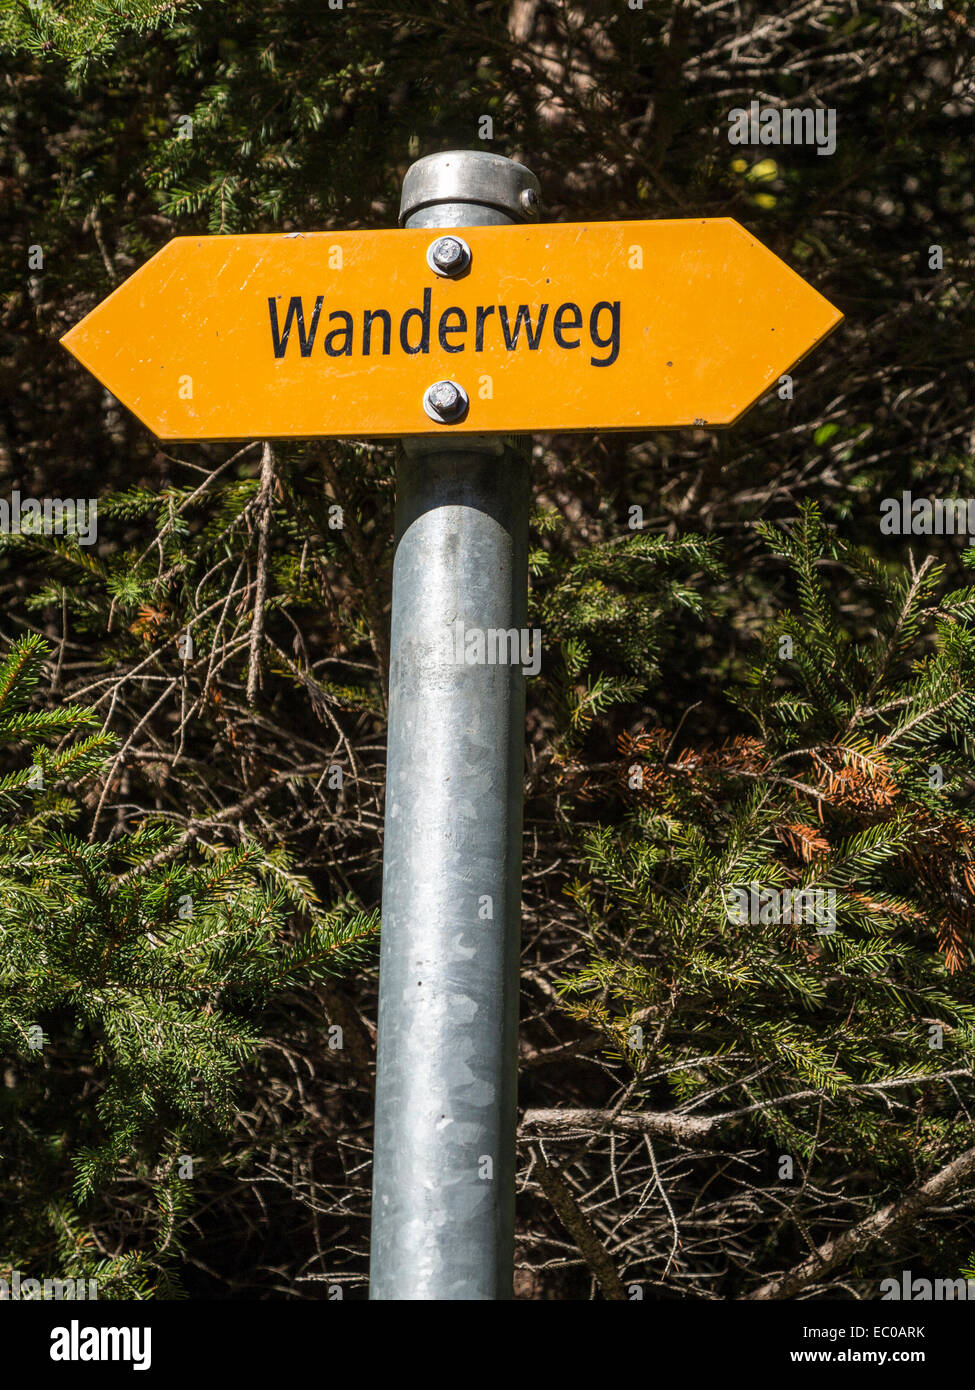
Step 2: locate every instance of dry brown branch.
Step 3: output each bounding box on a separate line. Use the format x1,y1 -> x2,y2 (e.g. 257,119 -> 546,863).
747,1142 -> 975,1300
246,440 -> 275,704
528,1145 -> 628,1300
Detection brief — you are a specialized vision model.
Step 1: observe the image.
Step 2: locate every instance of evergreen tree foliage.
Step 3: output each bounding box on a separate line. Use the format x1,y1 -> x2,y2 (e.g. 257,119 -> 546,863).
0,634 -> 377,1296
549,506 -> 975,1293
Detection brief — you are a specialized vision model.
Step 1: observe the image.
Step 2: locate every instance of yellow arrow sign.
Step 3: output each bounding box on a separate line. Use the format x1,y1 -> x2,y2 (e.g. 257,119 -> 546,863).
60,220 -> 841,440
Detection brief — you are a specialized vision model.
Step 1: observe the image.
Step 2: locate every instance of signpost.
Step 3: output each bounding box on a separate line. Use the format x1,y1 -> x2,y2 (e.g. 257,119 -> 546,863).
61,218 -> 842,441
61,149 -> 842,1301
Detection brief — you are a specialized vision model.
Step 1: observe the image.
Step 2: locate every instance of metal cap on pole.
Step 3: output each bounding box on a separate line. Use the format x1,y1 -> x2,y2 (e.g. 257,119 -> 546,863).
399,149 -> 541,229
370,150 -> 538,1300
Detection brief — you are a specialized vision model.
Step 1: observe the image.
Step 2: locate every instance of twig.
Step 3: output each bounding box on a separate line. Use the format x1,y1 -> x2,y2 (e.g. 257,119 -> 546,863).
247,441 -> 275,704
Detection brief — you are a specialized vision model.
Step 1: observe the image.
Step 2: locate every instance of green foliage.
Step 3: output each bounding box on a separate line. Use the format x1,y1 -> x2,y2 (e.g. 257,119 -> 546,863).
0,635 -> 377,1296
555,508 -> 975,1290
535,531 -> 724,746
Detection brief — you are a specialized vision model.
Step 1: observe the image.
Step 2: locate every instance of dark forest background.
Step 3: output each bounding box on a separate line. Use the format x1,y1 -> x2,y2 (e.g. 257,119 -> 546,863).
1,0 -> 974,1299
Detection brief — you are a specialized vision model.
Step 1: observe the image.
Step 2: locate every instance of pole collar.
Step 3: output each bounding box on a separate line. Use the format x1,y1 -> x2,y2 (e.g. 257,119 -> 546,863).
399,150 -> 541,227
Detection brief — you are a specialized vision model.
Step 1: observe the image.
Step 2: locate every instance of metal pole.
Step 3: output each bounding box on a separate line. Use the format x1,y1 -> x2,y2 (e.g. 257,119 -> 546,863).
370,151 -> 540,1301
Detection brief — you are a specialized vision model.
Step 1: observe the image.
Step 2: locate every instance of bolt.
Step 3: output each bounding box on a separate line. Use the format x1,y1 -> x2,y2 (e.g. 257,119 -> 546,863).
431,238 -> 462,270
519,187 -> 540,218
423,379 -> 469,423
429,381 -> 459,413
428,235 -> 471,277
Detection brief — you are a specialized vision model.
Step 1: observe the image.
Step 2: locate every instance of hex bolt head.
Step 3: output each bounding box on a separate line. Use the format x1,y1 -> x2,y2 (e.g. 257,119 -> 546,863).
426,235 -> 472,278
423,379 -> 469,423
519,187 -> 540,218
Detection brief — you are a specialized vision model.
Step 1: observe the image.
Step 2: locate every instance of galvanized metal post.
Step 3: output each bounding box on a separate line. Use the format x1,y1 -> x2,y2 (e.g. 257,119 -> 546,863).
370,152 -> 540,1301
